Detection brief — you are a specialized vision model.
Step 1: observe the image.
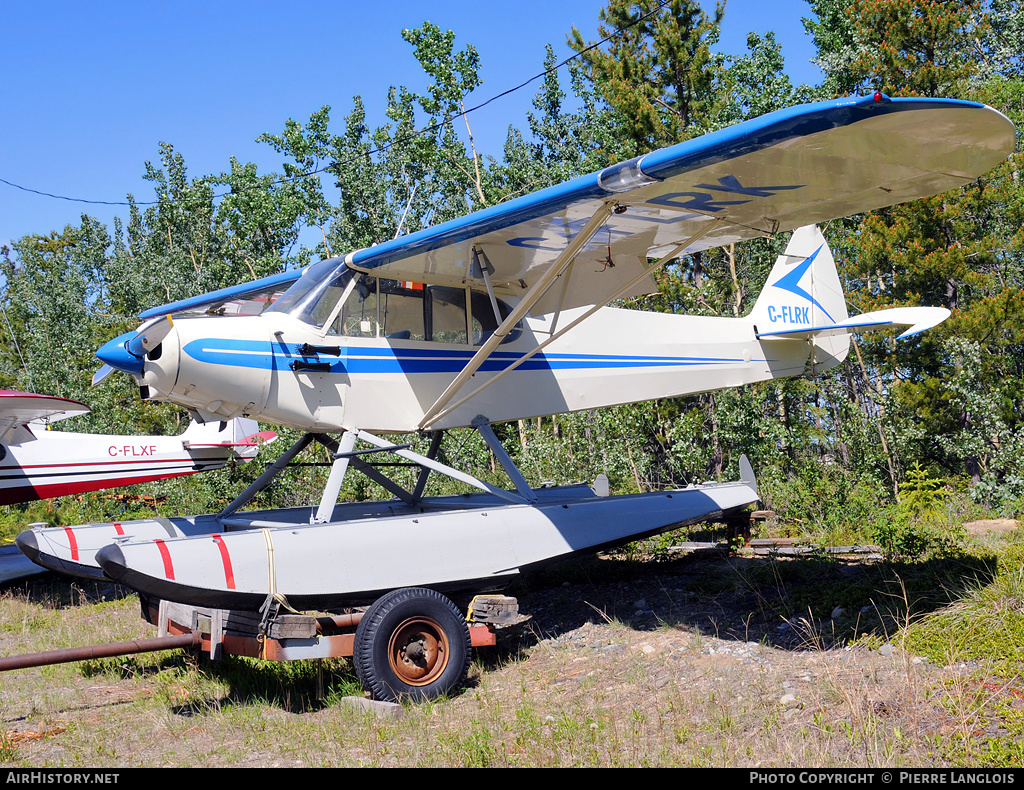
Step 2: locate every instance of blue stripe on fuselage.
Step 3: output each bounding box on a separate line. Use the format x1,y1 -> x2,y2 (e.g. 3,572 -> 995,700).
182,339 -> 742,375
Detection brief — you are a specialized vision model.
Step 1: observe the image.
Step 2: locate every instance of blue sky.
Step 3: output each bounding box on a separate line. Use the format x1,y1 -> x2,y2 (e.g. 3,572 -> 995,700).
0,1 -> 824,251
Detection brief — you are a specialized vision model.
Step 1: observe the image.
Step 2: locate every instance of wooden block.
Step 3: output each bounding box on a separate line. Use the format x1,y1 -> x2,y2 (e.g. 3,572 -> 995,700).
469,595 -> 519,625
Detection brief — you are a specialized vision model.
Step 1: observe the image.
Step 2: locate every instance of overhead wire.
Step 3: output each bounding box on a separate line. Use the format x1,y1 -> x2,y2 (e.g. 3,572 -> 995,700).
0,0 -> 674,211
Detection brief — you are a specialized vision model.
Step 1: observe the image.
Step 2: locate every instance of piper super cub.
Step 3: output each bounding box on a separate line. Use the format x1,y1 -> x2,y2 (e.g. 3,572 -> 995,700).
16,93 -> 1015,702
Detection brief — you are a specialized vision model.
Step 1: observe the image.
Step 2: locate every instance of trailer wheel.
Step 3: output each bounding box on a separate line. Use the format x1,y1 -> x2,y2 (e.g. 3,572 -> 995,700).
354,587 -> 471,703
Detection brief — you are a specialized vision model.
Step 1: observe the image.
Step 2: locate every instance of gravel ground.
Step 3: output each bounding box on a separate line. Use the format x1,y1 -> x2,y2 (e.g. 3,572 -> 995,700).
1,542 -> 1017,767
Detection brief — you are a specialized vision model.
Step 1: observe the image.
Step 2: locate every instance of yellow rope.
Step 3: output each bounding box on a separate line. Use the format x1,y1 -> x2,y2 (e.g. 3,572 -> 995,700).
259,529 -> 276,660
262,528 -> 276,596
257,528 -> 301,659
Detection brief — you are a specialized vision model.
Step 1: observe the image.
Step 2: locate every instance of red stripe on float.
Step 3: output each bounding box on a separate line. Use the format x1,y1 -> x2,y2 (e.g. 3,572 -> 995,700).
63,527 -> 79,561
211,535 -> 235,589
113,522 -> 124,536
154,539 -> 175,580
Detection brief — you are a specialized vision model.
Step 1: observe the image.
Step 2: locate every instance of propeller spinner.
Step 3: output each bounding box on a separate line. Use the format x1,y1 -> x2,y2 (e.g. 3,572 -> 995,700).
94,315 -> 175,384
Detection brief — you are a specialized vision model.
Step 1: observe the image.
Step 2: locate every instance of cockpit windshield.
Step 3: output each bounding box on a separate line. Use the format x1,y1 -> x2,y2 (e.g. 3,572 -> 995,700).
265,258 -> 356,328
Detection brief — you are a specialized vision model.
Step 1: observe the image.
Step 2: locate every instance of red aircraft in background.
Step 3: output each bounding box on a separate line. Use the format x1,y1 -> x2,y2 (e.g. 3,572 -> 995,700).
0,389 -> 274,581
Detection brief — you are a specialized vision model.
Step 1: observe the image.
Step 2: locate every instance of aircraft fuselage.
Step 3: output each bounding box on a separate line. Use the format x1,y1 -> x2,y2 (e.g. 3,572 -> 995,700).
137,304 -> 811,433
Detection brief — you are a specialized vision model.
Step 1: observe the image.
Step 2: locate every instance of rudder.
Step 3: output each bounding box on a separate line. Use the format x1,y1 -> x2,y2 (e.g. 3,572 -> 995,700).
749,225 -> 850,372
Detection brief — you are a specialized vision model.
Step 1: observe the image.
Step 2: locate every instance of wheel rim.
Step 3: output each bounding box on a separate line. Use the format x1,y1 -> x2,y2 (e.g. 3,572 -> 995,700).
387,616 -> 451,686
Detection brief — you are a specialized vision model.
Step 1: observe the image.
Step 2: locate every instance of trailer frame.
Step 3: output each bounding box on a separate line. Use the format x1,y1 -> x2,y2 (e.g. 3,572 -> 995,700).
145,594 -> 507,663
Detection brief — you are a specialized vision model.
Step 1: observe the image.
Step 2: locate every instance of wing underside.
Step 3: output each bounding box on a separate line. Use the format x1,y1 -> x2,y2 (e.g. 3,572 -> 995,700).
0,391 -> 91,442
343,95 -> 1013,314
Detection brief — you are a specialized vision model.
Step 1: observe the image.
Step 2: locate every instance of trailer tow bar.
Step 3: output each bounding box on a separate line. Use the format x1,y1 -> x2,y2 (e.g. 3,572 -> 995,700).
0,631 -> 203,672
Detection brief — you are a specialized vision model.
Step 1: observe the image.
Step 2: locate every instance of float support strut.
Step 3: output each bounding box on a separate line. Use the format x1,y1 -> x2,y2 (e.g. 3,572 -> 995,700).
314,430 -> 357,523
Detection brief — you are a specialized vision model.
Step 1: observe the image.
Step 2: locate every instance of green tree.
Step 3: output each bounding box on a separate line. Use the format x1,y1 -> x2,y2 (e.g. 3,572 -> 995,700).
495,46 -> 608,203
803,0 -> 1024,489
804,0 -> 987,98
562,0 -> 828,483
106,142 -> 306,321
262,22 -> 495,259
802,0 -> 872,98
568,0 -> 727,156
718,31 -> 807,124
210,157 -> 308,280
1,222 -> 109,403
980,0 -> 1024,80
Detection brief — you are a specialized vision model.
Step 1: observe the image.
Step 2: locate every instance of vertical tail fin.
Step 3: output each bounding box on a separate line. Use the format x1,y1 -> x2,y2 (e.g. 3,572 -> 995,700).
749,225 -> 851,372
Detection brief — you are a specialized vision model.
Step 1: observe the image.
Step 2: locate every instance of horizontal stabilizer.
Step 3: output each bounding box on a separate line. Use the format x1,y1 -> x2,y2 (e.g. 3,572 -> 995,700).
237,430 -> 279,447
179,418 -> 275,459
757,306 -> 950,341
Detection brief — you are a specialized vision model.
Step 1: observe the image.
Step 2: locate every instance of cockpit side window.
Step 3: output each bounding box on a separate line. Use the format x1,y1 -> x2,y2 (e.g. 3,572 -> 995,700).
309,272 -> 522,345
424,285 -> 522,345
379,281 -> 426,341
427,286 -> 468,345
328,274 -> 378,337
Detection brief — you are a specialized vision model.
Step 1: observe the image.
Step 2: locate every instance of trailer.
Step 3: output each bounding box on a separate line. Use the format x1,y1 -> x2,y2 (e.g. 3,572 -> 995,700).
0,589 -> 518,703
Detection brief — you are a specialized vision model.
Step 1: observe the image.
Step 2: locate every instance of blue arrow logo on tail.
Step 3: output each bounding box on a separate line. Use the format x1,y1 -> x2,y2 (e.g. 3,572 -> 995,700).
771,245 -> 836,324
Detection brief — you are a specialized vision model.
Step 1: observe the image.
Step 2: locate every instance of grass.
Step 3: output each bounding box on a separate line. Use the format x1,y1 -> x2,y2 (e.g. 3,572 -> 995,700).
887,533 -> 1024,768
0,516 -> 1022,766
903,565 -> 1024,670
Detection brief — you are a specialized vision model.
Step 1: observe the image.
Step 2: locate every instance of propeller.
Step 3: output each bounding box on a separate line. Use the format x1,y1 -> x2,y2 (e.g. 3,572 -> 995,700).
91,363 -> 116,387
93,315 -> 174,384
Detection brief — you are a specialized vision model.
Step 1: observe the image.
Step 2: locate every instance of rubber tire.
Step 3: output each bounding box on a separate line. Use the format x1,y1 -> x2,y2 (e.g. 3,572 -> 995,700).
353,587 -> 472,703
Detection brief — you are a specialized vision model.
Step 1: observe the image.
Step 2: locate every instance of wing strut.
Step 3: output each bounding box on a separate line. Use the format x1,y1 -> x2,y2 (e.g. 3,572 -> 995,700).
313,431 -> 358,523
220,428 -> 535,528
419,219 -> 726,430
219,432 -> 317,521
472,247 -> 503,327
417,202 -> 617,430
472,416 -> 536,502
347,429 -> 529,505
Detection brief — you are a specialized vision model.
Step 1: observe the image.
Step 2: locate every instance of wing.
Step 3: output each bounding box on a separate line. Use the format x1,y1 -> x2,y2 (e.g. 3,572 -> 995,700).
345,94 -> 1014,314
132,95 -> 1013,323
138,269 -> 301,321
0,390 -> 91,442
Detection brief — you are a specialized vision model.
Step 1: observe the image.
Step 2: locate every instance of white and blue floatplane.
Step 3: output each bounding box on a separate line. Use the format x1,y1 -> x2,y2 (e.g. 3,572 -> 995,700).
15,93 -> 1015,700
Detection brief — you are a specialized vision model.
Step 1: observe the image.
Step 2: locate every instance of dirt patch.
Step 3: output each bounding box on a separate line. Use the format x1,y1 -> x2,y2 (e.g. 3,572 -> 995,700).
963,519 -> 1020,537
